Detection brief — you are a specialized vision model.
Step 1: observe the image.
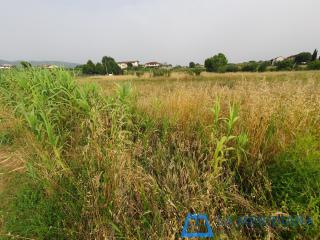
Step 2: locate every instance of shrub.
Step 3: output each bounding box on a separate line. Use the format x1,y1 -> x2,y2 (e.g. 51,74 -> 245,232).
187,68 -> 203,76
225,64 -> 239,72
204,53 -> 228,72
257,62 -> 269,72
242,61 -> 258,72
189,62 -> 195,68
152,68 -> 171,77
276,59 -> 294,71
307,60 -> 320,70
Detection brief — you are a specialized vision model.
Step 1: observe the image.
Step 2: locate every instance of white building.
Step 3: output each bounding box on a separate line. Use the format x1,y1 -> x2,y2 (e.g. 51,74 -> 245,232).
144,62 -> 161,68
40,64 -> 58,69
271,56 -> 285,65
0,64 -> 13,69
117,60 -> 139,70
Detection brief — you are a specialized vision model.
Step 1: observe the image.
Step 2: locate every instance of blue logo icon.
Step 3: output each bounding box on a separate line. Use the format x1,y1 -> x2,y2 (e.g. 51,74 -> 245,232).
181,213 -> 214,238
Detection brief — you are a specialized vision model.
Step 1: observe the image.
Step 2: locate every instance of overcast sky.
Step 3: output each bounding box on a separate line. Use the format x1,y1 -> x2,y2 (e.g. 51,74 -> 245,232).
1,0 -> 319,65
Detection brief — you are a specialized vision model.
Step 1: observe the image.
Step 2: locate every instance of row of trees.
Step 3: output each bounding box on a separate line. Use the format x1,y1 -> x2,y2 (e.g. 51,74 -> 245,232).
81,56 -> 122,75
272,49 -> 320,71
201,49 -> 320,73
294,49 -> 318,63
80,50 -> 320,76
202,53 -> 269,72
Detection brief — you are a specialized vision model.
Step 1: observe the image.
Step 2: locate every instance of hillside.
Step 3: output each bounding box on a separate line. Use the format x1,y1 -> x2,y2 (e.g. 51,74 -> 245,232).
0,59 -> 79,68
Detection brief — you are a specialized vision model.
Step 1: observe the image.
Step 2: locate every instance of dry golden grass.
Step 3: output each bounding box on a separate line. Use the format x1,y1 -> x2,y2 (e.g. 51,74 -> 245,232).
1,69 -> 319,239
78,72 -> 320,239
78,71 -> 320,159
0,107 -> 25,176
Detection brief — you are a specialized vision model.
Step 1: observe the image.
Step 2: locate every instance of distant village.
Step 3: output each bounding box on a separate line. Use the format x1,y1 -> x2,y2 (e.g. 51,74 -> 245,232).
0,61 -> 170,70
116,54 -> 310,70
270,54 -> 308,65
112,51 -> 320,70
0,64 -> 13,69
0,64 -> 59,69
116,61 -> 172,70
1,50 -> 319,72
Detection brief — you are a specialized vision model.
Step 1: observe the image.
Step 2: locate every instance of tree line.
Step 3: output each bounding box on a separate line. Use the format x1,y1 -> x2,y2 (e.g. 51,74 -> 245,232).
79,56 -> 122,75
79,49 -> 320,76
199,49 -> 320,73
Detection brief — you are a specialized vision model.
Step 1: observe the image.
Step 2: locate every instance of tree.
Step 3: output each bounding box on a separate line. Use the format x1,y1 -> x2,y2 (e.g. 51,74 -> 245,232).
276,59 -> 294,71
294,52 -> 312,64
312,49 -> 318,61
127,62 -> 133,69
242,61 -> 259,72
257,62 -> 269,72
225,64 -> 239,72
95,63 -> 105,75
307,60 -> 320,70
102,56 -> 122,75
82,60 -> 96,74
189,62 -> 196,68
189,67 -> 203,76
204,53 -> 228,72
20,61 -> 32,68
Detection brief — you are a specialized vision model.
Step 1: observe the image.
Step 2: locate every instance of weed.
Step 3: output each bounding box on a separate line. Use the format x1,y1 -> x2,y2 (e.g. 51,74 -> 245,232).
1,69 -> 319,239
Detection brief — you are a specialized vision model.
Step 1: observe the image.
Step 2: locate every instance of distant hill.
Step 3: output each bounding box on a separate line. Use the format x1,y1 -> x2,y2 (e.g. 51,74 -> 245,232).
0,59 -> 80,68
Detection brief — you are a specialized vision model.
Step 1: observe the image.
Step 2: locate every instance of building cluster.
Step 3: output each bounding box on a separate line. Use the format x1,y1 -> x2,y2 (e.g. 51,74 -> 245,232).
270,54 -> 301,65
40,64 -> 58,69
0,64 -> 58,69
0,64 -> 13,69
117,60 -> 168,70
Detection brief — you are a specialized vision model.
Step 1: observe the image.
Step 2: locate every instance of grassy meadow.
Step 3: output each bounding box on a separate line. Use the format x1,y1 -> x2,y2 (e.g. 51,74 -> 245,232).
0,69 -> 319,239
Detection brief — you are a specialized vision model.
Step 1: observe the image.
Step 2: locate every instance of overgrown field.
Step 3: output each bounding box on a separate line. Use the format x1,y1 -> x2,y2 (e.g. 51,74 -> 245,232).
1,69 -> 319,239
